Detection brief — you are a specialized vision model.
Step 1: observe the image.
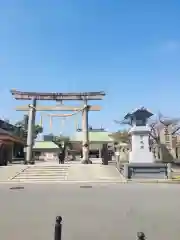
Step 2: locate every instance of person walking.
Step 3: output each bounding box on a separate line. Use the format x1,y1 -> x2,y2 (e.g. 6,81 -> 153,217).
58,149 -> 65,164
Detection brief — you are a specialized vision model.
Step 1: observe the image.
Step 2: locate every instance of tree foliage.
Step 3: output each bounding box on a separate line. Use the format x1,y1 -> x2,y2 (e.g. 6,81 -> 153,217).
109,130 -> 130,144
149,112 -> 180,144
52,135 -> 72,150
15,114 -> 43,140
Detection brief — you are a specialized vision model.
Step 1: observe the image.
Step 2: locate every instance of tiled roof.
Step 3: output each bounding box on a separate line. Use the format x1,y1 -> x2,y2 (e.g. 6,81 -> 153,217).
70,131 -> 113,142
0,128 -> 10,135
124,107 -> 153,119
33,141 -> 59,149
0,128 -> 25,144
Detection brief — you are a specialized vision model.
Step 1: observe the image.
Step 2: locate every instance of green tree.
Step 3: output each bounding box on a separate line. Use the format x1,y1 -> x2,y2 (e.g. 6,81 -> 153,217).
53,135 -> 72,150
109,130 -> 130,144
53,134 -> 74,160
15,114 -> 43,140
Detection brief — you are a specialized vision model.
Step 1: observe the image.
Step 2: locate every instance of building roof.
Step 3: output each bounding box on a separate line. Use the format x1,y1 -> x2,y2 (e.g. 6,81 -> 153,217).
33,141 -> 59,150
0,128 -> 25,144
0,128 -> 12,135
0,119 -> 27,144
70,131 -> 113,143
124,107 -> 153,120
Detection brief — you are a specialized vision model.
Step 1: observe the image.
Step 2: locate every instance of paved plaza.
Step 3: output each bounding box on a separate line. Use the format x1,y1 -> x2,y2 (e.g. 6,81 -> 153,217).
0,183 -> 180,240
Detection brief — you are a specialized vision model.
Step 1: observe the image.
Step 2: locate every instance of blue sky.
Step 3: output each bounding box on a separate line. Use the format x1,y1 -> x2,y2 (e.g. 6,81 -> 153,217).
0,0 -> 180,135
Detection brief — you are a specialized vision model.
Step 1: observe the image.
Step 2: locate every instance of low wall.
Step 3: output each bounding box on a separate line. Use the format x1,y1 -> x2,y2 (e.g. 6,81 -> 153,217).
119,163 -> 172,180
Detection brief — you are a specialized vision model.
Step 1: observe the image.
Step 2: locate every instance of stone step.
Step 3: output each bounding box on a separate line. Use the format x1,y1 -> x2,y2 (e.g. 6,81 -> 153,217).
14,173 -> 68,177
28,167 -> 70,170
18,169 -> 66,172
10,179 -> 67,182
13,176 -> 66,180
11,165 -> 70,182
22,171 -> 67,173
18,171 -> 68,175
22,170 -> 69,174
26,170 -> 69,173
13,174 -> 66,178
9,163 -> 123,183
17,174 -> 67,177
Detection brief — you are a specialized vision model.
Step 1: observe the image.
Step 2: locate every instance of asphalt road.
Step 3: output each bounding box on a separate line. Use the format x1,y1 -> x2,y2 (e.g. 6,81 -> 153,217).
0,183 -> 180,240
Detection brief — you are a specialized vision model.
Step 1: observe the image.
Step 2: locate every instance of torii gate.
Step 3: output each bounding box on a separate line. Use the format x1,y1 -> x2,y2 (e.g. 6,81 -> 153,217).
10,90 -> 105,164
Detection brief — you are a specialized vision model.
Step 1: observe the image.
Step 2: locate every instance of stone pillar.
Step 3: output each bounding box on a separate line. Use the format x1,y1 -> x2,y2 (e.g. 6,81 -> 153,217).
99,148 -> 102,158
25,98 -> 36,164
81,100 -> 91,164
123,163 -> 129,179
115,145 -> 121,169
102,144 -> 108,165
129,126 -> 154,163
167,163 -> 172,179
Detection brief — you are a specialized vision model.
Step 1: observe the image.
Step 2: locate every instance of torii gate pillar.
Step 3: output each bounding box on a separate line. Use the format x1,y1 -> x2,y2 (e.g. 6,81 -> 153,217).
25,98 -> 36,164
81,101 -> 92,164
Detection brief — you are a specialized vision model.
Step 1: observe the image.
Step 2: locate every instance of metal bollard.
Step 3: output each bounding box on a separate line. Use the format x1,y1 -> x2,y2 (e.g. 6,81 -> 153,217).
137,232 -> 146,240
54,216 -> 62,240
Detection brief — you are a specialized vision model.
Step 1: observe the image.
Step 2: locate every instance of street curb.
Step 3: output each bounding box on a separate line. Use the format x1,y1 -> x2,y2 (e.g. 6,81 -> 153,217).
0,179 -> 180,184
126,179 -> 180,184
0,180 -> 127,184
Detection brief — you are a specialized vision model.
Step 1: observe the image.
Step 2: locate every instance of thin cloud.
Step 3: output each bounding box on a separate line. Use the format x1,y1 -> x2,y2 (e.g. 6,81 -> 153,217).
161,40 -> 180,52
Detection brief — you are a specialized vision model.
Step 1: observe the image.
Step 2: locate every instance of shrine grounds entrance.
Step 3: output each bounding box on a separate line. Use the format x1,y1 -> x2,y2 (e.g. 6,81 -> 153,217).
11,89 -> 105,164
